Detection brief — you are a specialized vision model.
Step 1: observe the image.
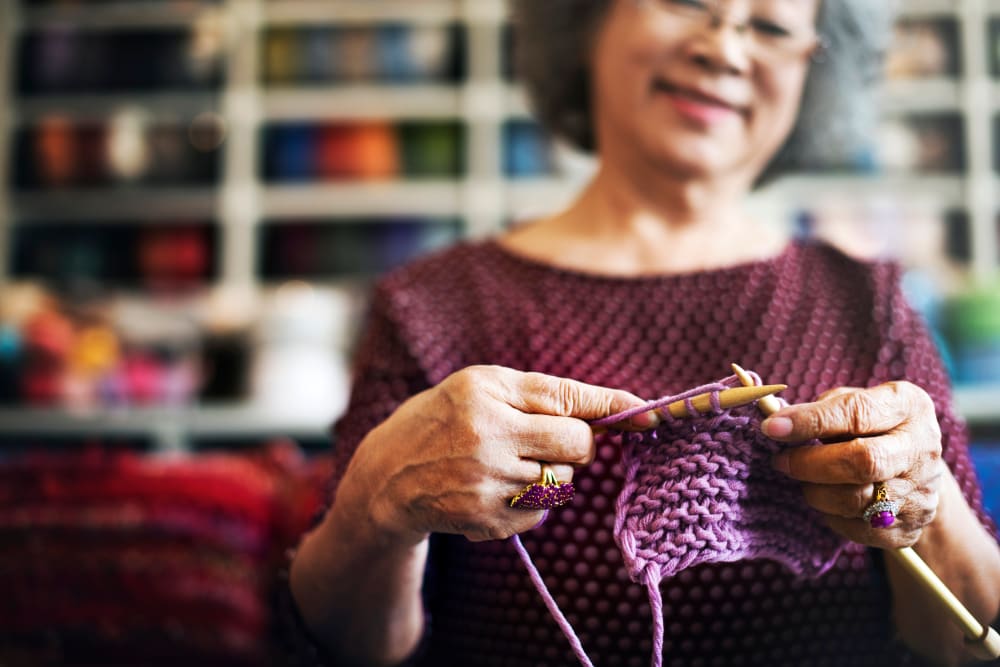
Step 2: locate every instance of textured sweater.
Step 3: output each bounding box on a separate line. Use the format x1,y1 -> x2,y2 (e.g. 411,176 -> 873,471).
316,238 -> 992,667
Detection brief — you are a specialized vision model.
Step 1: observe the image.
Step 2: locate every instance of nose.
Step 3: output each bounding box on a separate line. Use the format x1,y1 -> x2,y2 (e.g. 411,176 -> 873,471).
685,20 -> 752,76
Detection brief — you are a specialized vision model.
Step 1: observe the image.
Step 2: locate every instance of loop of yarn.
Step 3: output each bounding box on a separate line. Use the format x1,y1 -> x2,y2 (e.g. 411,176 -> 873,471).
511,374 -> 849,667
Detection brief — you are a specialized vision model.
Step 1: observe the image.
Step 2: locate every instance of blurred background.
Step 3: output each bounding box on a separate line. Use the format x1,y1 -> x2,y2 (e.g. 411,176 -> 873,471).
1,0 -> 1000,664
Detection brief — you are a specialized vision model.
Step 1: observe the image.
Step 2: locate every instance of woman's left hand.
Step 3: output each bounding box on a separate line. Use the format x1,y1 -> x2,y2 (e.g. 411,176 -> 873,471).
762,381 -> 946,549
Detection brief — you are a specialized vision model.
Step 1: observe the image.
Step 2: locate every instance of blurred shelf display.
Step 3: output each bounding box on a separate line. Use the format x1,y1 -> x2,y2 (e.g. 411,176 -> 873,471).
19,2 -> 224,31
886,17 -> 961,80
2,0 -> 1000,436
11,221 -> 218,288
0,405 -> 329,451
258,216 -> 463,279
265,1 -> 461,25
260,120 -> 466,182
262,86 -> 461,121
261,23 -> 465,85
955,385 -> 1000,424
261,181 -> 462,217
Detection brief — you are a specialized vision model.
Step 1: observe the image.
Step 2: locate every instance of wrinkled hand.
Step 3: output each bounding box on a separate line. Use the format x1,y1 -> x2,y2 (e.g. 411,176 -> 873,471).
343,365 -> 656,545
762,381 -> 944,549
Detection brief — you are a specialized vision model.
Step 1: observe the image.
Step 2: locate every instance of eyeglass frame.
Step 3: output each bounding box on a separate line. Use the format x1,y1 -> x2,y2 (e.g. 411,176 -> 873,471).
632,0 -> 828,65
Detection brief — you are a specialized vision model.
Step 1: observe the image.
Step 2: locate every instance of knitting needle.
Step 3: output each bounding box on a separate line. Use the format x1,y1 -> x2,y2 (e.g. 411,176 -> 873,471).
663,383 -> 787,419
731,363 -> 1000,660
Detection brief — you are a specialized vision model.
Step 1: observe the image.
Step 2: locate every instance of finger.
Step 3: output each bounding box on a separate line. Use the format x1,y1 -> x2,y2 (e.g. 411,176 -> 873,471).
761,382 -> 912,442
513,413 -> 597,464
814,386 -> 862,402
506,370 -> 658,429
823,514 -> 921,549
800,478 -> 915,518
771,434 -> 916,484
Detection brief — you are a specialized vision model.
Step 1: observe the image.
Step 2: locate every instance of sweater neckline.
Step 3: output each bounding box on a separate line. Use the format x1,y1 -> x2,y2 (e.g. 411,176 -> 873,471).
481,236 -> 801,285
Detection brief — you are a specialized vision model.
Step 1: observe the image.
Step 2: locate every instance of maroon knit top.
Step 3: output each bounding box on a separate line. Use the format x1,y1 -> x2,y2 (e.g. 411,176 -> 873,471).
323,239 -> 992,667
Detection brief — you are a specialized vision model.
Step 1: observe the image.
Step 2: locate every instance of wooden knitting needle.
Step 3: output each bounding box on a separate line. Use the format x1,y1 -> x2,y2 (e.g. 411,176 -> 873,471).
731,363 -> 1000,660
664,383 -> 787,419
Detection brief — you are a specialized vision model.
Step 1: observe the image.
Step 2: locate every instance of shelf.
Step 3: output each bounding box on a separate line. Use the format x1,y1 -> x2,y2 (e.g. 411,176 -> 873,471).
505,174 -> 968,223
506,85 -> 532,120
19,3 -> 222,31
954,385 -> 1000,423
14,93 -> 221,124
261,181 -> 463,217
759,174 -> 966,210
264,1 -> 461,25
0,404 -> 331,451
506,179 -> 585,219
263,86 -> 461,121
898,0 -> 959,18
11,188 -> 219,221
880,79 -> 961,114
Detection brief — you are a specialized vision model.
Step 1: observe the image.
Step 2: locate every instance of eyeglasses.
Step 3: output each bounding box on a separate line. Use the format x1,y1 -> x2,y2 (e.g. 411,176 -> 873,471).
636,0 -> 824,65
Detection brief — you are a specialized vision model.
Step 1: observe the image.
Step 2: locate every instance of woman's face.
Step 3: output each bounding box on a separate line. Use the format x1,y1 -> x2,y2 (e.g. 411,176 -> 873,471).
590,0 -> 822,184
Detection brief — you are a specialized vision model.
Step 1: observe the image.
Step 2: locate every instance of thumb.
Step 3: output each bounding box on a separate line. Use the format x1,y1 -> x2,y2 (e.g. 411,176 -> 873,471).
507,371 -> 658,429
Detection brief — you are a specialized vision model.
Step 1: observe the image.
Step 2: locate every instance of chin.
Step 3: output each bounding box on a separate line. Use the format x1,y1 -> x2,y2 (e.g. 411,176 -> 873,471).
649,145 -> 735,181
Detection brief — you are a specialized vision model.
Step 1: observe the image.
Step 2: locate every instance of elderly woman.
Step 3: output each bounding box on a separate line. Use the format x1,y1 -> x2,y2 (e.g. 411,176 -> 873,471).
287,1 -> 1000,665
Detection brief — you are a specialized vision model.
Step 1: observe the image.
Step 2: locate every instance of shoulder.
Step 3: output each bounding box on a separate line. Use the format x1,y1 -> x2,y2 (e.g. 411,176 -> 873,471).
366,240 -> 513,383
374,239 -> 504,314
787,239 -> 903,307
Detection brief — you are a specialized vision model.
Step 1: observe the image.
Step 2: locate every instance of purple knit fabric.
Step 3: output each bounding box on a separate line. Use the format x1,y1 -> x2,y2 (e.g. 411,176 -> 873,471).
513,373 -> 847,667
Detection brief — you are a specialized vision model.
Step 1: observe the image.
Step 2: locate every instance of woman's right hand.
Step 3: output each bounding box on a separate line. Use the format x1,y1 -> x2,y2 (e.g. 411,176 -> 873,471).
337,365 -> 658,546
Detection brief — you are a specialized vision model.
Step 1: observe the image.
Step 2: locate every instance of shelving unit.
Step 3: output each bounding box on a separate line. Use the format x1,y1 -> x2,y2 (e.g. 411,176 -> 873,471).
0,0 -> 999,449
0,404 -> 329,452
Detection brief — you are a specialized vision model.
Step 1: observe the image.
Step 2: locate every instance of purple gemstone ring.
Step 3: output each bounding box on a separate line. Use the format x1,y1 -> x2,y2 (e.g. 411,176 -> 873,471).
510,464 -> 575,510
862,481 -> 900,529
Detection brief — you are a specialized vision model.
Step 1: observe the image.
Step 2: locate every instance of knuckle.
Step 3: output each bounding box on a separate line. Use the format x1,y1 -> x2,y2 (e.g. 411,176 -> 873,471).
848,443 -> 882,482
552,377 -> 582,416
847,393 -> 880,433
567,422 -> 596,464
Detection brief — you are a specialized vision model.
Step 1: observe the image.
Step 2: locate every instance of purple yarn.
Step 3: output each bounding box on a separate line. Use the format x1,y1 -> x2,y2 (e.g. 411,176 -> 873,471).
511,373 -> 848,667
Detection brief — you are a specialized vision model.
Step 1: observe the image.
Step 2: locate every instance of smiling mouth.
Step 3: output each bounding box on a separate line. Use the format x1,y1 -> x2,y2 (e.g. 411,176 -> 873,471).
652,79 -> 747,116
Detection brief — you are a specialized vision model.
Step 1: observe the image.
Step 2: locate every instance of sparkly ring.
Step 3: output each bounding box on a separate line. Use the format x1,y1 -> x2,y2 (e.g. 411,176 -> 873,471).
862,481 -> 900,529
510,463 -> 575,510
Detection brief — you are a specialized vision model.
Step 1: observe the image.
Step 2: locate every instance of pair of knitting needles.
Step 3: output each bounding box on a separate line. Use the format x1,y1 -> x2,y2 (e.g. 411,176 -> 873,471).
714,362 -> 1000,660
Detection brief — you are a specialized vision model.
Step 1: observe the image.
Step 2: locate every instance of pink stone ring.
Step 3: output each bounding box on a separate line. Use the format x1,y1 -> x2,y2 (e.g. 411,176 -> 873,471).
862,481 -> 900,529
510,464 -> 575,510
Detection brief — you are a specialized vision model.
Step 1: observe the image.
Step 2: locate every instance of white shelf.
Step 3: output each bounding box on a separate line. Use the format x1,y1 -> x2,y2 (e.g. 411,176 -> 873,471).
15,93 -> 221,124
12,189 -> 219,221
760,174 -> 966,210
0,405 -> 330,452
899,0 -> 960,18
263,86 -> 461,121
265,1 -> 461,25
954,385 -> 1000,423
880,78 -> 962,114
261,181 -> 463,218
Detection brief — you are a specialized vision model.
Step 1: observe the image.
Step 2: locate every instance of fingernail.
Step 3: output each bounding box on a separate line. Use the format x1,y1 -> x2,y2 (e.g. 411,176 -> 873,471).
761,417 -> 793,438
772,453 -> 790,475
631,410 -> 659,429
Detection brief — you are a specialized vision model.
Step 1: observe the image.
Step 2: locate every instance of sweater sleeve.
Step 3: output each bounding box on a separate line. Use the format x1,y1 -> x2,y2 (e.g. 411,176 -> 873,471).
277,283 -> 435,666
879,267 -> 997,536
329,283 -> 433,499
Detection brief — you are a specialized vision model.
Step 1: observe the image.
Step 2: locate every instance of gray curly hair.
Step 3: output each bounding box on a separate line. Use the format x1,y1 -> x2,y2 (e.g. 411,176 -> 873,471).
510,0 -> 898,186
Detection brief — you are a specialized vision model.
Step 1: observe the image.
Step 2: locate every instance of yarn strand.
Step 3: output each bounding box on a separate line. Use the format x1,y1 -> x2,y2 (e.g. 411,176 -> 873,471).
510,534 -> 595,667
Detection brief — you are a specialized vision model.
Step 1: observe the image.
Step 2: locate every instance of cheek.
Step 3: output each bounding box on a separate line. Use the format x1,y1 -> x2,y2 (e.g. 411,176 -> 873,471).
753,70 -> 809,144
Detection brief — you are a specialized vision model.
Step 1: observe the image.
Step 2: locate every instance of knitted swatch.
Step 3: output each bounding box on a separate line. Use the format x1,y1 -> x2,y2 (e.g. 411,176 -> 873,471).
511,373 -> 848,667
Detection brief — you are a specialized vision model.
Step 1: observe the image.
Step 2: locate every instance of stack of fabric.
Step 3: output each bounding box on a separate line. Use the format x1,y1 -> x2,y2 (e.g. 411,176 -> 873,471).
0,441 -> 331,666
